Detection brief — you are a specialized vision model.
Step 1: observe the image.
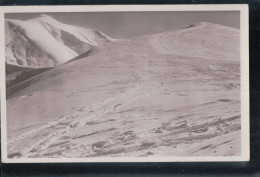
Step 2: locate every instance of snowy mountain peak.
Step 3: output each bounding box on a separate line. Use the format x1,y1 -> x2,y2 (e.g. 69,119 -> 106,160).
5,15 -> 115,67
35,14 -> 61,24
183,22 -> 239,32
39,14 -> 53,18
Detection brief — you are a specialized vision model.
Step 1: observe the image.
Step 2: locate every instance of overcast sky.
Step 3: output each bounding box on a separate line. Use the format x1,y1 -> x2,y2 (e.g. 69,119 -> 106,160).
5,11 -> 239,38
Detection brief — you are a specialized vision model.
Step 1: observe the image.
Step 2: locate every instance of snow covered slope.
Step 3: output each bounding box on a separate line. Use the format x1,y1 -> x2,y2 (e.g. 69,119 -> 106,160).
5,14 -> 115,67
149,22 -> 239,61
7,22 -> 241,158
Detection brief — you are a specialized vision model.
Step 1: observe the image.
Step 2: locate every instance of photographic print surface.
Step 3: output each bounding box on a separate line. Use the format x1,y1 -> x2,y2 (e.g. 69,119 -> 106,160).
1,5 -> 249,162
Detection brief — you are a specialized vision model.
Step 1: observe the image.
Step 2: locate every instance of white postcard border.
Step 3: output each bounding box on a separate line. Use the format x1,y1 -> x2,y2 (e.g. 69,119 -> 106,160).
0,4 -> 249,163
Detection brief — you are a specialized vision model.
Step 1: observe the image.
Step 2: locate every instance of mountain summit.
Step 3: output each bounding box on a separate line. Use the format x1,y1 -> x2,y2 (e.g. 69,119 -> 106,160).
5,14 -> 115,67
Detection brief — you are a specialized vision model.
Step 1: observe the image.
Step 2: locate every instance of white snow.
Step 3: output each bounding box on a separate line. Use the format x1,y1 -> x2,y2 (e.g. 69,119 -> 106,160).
7,19 -> 78,63
5,14 -> 115,67
6,21 -> 241,158
33,14 -> 115,46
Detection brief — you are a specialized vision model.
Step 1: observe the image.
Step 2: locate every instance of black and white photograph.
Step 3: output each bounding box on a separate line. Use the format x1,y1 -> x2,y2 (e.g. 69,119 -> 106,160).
0,5 -> 249,162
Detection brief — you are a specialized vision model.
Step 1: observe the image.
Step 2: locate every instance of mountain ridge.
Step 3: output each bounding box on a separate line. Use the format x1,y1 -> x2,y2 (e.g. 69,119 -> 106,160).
5,14 -> 115,67
6,20 -> 240,99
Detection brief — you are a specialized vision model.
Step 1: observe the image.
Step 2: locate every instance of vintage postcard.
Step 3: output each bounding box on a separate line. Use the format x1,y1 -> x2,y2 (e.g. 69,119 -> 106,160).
0,5 -> 249,163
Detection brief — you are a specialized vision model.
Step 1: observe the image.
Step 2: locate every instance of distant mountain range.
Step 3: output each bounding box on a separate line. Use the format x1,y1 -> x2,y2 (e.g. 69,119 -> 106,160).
5,15 -> 239,70
5,14 -> 115,67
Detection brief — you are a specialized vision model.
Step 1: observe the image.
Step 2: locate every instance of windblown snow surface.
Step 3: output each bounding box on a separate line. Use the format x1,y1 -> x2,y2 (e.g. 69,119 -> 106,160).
6,22 -> 241,158
5,14 -> 115,67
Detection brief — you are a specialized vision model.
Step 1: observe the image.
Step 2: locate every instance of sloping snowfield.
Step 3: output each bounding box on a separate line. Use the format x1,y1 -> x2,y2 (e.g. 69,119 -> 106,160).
6,19 -> 241,158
